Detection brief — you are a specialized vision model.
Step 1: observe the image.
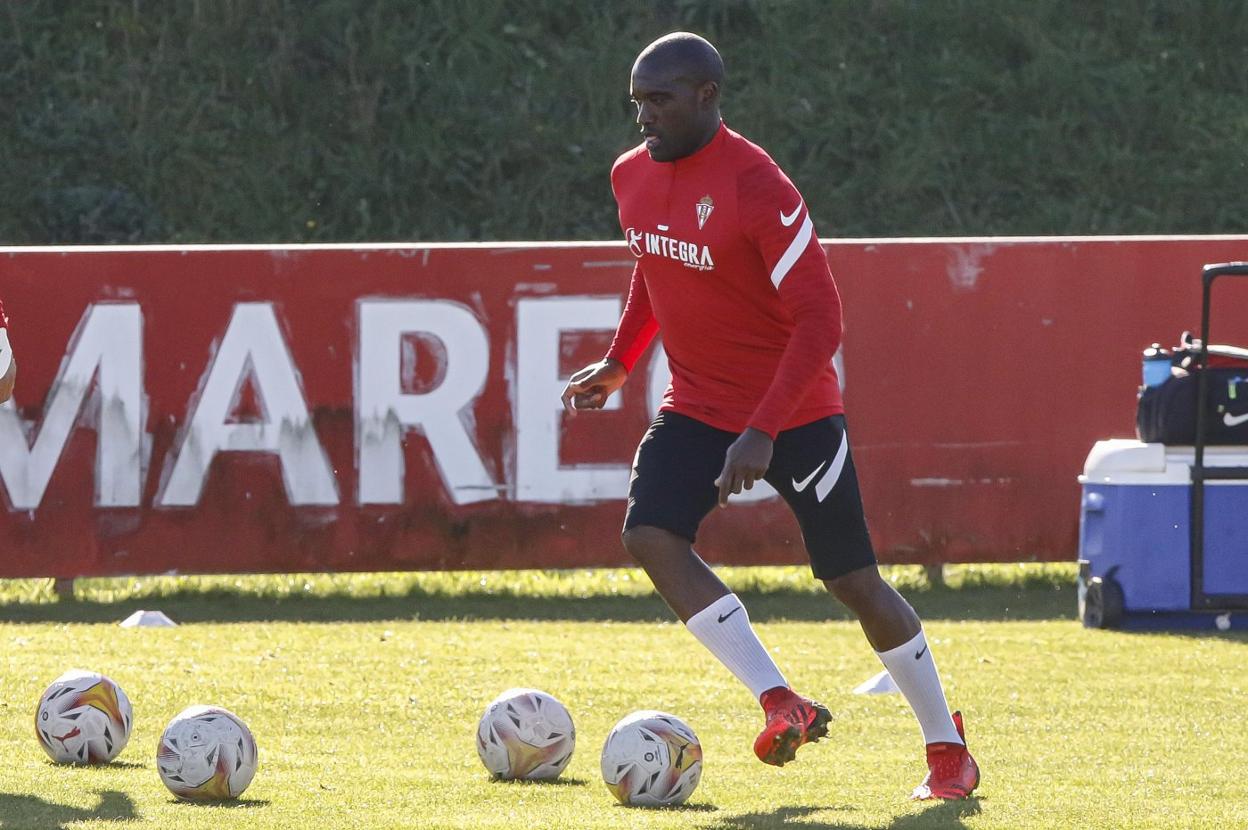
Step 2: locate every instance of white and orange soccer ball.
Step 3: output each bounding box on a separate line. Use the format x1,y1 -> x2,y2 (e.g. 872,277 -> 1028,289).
35,670 -> 133,764
475,688 -> 576,780
600,710 -> 702,807
156,705 -> 258,801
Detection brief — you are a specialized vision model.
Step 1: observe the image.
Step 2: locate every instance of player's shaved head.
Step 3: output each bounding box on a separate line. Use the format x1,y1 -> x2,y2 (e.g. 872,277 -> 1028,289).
633,32 -> 724,89
629,32 -> 724,161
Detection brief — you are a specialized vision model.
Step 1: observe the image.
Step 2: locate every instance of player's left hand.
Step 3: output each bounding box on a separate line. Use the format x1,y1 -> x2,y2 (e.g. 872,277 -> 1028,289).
714,427 -> 773,507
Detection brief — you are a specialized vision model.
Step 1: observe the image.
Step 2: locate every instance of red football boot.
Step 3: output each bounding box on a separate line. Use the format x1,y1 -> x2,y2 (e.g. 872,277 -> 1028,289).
753,686 -> 832,767
911,710 -> 980,800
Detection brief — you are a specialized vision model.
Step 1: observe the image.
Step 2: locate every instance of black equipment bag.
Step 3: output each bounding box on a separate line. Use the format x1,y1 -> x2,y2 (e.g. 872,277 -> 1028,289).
1136,338 -> 1248,445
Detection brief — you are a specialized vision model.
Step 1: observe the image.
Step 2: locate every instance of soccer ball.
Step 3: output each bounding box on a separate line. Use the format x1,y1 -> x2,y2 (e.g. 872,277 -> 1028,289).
600,710 -> 702,807
34,670 -> 133,764
475,688 -> 576,780
156,705 -> 258,801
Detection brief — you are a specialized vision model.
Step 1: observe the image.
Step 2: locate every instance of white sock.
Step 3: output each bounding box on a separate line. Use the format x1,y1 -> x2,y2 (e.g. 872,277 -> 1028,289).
685,593 -> 788,700
875,629 -> 963,745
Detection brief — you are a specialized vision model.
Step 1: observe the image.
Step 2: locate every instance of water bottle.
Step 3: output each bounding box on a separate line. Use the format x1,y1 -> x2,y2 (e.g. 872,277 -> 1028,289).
1142,344 -> 1171,388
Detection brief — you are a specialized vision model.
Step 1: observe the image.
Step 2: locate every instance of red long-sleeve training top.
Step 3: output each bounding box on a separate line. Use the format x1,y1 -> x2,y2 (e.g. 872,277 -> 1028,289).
606,123 -> 844,439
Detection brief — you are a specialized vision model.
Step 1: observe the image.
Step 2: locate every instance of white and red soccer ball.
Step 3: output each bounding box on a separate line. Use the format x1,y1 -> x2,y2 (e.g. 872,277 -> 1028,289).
476,688 -> 576,780
600,710 -> 703,807
156,705 -> 258,801
35,670 -> 133,765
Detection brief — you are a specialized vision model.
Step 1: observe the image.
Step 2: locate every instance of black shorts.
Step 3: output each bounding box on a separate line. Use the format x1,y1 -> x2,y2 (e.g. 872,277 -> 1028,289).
623,411 -> 876,581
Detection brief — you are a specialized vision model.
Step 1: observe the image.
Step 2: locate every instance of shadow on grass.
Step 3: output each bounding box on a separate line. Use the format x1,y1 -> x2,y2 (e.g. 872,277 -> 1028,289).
0,580 -> 1076,625
614,800 -> 718,812
0,790 -> 136,829
165,798 -> 270,808
488,776 -> 590,788
47,759 -> 147,770
701,798 -> 981,829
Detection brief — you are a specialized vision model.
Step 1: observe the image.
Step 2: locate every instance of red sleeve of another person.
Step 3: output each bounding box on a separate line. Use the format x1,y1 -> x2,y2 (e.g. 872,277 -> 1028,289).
605,263 -> 659,372
737,161 -> 843,438
0,296 -> 7,328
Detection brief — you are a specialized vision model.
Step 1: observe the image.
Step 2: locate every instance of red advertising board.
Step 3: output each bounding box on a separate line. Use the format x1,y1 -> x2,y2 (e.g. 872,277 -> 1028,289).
1,238 -> 1246,578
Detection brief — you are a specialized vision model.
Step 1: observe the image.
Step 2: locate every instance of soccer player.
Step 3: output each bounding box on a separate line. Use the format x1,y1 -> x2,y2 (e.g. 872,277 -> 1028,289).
0,296 -> 14,404
561,32 -> 979,800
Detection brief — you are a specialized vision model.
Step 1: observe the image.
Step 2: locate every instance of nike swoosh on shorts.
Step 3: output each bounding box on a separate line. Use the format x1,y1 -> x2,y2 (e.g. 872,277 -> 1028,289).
792,460 -> 827,493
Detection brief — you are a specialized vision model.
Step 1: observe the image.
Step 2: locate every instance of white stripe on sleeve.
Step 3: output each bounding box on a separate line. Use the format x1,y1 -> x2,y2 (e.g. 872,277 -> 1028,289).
769,213 -> 814,288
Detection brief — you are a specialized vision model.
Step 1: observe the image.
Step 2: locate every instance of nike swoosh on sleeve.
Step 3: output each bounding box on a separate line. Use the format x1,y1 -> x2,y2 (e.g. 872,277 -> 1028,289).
1226,411 -> 1248,427
780,199 -> 804,227
770,213 -> 814,288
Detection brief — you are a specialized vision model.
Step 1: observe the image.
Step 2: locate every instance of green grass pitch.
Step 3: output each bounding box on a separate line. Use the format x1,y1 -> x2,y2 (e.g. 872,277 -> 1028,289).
2,564 -> 1246,829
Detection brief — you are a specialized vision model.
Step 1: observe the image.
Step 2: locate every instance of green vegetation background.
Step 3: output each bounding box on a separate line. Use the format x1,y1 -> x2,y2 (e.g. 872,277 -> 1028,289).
3,0 -> 1246,244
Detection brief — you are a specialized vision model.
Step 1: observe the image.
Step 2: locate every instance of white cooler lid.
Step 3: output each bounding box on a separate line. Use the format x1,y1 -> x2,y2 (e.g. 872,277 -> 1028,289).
1080,439 -> 1248,485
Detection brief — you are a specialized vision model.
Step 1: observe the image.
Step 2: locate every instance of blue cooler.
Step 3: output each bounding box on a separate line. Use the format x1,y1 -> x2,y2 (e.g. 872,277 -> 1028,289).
1078,439 -> 1248,630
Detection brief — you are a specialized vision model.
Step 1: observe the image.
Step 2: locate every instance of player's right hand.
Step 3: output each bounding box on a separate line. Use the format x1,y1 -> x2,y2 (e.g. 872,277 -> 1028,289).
0,328 -> 14,404
560,358 -> 628,416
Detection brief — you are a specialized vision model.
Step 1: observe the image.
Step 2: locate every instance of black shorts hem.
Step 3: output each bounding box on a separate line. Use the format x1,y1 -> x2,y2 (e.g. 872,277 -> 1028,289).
621,512 -> 699,545
807,547 -> 877,582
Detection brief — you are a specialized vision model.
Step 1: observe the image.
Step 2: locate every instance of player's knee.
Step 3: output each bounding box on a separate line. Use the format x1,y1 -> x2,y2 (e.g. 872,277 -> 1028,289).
822,566 -> 884,612
621,525 -> 681,566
